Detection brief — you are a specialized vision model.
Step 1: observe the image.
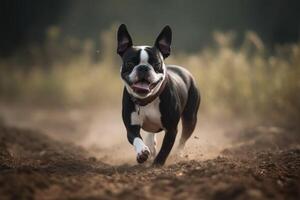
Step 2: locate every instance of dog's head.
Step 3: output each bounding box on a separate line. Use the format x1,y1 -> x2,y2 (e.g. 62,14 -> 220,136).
117,24 -> 172,99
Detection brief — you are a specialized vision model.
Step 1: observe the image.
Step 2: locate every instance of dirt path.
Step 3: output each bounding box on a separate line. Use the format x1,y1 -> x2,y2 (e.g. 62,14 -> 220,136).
0,106 -> 300,199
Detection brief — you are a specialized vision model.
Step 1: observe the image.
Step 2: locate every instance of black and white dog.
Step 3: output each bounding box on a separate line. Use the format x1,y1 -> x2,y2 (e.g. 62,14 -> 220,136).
117,24 -> 200,166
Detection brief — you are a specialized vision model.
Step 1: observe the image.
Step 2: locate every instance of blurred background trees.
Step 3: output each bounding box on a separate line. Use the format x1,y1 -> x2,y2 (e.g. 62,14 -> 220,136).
1,0 -> 299,57
0,0 -> 299,126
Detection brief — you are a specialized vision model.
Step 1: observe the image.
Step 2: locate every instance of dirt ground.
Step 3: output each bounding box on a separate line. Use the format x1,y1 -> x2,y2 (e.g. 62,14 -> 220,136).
0,105 -> 300,200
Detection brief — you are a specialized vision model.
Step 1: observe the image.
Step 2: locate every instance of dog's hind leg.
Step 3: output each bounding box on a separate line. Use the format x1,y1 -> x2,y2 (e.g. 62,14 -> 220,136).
178,81 -> 200,150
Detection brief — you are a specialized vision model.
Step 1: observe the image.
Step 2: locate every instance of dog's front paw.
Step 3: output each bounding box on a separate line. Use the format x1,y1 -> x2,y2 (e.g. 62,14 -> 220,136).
136,147 -> 150,164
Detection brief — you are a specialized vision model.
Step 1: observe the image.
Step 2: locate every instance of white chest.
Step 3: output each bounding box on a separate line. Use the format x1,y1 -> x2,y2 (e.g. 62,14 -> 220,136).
130,98 -> 163,132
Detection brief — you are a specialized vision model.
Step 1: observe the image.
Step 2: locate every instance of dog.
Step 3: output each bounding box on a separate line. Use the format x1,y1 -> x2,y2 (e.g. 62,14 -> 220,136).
117,24 -> 200,165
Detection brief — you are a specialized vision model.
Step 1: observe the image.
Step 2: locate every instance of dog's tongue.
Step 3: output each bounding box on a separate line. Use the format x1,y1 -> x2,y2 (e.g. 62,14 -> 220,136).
132,82 -> 150,93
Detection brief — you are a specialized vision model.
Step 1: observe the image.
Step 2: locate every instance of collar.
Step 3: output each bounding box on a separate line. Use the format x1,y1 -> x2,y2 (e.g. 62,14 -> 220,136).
131,77 -> 167,106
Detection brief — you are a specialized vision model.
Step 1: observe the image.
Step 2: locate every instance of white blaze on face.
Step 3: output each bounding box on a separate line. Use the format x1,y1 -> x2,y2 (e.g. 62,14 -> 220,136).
128,46 -> 150,82
139,47 -> 149,64
124,45 -> 167,99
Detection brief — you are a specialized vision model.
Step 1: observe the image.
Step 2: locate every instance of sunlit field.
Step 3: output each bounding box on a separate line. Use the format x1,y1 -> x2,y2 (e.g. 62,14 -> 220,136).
1,26 -> 299,126
1,0 -> 300,198
1,24 -> 300,200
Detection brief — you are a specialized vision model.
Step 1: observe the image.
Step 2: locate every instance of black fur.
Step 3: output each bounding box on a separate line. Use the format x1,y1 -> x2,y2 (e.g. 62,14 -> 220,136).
117,24 -> 201,165
122,65 -> 200,165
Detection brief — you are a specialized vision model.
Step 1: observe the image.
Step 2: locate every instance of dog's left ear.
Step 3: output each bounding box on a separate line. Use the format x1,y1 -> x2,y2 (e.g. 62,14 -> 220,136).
155,25 -> 172,58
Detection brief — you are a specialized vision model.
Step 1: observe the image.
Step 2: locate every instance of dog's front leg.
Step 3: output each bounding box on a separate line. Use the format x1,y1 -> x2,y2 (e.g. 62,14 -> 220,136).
126,125 -> 150,164
153,129 -> 177,166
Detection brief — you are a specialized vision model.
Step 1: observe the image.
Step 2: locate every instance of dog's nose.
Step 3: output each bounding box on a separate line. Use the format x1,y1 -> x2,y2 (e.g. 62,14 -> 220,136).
138,65 -> 150,73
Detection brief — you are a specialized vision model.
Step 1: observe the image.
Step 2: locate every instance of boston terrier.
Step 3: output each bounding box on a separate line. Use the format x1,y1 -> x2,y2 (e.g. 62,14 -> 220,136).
117,24 -> 201,166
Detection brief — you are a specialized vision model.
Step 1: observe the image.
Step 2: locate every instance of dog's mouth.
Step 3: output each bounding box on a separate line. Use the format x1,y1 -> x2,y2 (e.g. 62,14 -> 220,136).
131,79 -> 160,95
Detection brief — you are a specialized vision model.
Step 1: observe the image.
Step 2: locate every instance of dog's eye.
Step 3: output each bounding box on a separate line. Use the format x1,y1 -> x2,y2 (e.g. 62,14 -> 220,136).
125,61 -> 135,68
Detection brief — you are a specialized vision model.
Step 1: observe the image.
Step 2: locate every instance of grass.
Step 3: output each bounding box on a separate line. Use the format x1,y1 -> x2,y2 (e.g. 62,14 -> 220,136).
0,26 -> 299,125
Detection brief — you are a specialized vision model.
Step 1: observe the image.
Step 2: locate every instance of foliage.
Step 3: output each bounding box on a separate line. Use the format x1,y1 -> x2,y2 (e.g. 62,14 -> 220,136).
0,26 -> 299,124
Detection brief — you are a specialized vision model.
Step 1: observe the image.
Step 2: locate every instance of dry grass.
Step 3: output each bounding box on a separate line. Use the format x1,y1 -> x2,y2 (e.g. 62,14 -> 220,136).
0,26 -> 299,125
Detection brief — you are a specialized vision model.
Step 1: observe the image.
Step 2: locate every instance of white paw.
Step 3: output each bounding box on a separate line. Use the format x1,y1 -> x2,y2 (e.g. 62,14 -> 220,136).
136,147 -> 150,163
133,138 -> 151,164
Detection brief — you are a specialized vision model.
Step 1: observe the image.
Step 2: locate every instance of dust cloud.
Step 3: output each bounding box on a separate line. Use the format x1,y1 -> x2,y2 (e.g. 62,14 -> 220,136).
1,104 -> 242,165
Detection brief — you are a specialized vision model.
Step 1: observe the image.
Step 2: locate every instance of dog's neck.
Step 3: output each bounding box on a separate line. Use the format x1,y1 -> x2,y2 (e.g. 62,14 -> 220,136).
130,77 -> 168,106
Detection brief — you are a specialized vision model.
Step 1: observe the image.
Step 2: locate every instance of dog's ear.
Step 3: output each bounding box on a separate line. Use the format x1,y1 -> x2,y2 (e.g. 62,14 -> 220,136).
154,25 -> 172,58
117,24 -> 133,56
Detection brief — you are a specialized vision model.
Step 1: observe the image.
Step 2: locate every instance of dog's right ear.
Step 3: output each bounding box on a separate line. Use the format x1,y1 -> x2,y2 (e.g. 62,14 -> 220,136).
117,24 -> 133,56
155,25 -> 172,59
